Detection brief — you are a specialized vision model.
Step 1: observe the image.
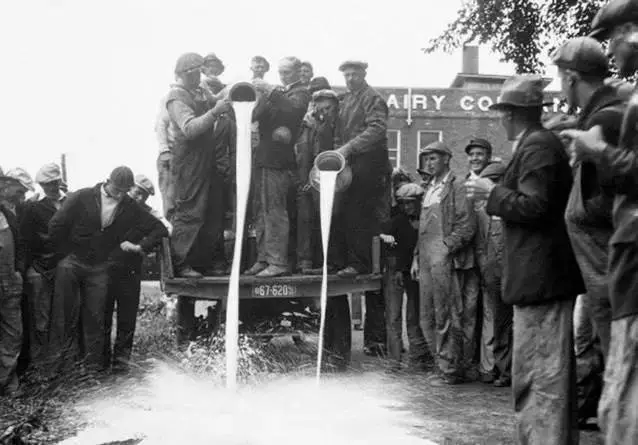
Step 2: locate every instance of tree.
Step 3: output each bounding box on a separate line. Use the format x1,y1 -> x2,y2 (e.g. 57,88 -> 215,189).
422,0 -> 607,74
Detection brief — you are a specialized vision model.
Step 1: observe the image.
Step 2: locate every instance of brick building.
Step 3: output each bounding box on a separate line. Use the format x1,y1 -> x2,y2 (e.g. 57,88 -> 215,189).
340,46 -> 568,178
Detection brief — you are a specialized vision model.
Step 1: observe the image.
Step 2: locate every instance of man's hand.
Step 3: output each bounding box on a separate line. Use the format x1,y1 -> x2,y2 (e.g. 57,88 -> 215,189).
120,241 -> 143,254
211,98 -> 231,116
465,176 -> 496,201
298,182 -> 312,194
380,234 -> 396,246
560,125 -> 607,165
393,271 -> 404,288
410,256 -> 419,281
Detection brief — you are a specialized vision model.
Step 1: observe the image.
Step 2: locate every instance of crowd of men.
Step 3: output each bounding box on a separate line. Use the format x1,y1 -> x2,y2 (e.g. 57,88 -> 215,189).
2,0 -> 638,443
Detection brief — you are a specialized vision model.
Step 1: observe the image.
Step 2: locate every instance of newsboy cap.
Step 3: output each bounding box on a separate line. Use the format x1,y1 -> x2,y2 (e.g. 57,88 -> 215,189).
480,162 -> 507,181
464,138 -> 493,156
590,0 -> 638,41
312,89 -> 339,102
35,163 -> 62,184
420,141 -> 453,158
108,166 -> 135,191
489,74 -> 553,110
552,37 -> 610,76
338,60 -> 369,71
4,168 -> 35,191
175,52 -> 204,74
134,174 -> 155,196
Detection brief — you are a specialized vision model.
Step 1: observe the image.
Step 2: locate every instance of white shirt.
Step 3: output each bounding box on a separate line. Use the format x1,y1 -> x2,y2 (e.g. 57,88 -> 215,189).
100,186 -> 120,229
422,171 -> 452,208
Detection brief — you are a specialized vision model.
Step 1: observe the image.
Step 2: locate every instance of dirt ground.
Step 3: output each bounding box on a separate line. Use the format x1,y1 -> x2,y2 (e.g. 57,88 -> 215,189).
1,283 -> 604,445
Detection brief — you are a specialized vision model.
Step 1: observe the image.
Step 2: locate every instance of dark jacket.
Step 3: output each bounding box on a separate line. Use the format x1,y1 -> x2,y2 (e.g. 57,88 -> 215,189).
48,184 -> 168,266
254,81 -> 311,170
0,204 -> 25,274
382,206 -> 418,272
486,125 -> 585,306
337,82 -> 392,191
21,196 -> 66,276
565,85 -> 625,230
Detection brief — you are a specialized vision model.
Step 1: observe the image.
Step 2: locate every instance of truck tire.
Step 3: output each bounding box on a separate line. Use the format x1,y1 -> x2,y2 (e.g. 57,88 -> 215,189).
323,294 -> 352,371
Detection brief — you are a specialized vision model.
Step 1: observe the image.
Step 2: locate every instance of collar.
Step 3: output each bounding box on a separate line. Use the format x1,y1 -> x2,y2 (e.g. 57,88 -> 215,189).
283,79 -> 303,92
512,129 -> 526,153
430,170 -> 452,187
578,84 -> 624,125
346,81 -> 369,95
38,190 -> 66,202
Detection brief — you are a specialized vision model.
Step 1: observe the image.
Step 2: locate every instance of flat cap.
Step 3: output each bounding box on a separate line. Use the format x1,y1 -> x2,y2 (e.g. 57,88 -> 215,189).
134,174 -> 155,196
3,168 -> 35,191
490,74 -> 553,110
309,76 -> 331,94
175,52 -> 204,74
109,166 -> 135,191
395,183 -> 424,200
420,141 -> 452,157
338,60 -> 368,71
480,162 -> 507,180
551,37 -> 610,76
590,0 -> 638,41
464,138 -> 493,155
204,53 -> 223,65
35,163 -> 62,184
312,89 -> 339,102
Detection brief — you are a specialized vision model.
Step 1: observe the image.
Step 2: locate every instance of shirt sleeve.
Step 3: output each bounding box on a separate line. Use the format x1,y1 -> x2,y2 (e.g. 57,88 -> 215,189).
166,99 -> 217,140
343,95 -> 388,156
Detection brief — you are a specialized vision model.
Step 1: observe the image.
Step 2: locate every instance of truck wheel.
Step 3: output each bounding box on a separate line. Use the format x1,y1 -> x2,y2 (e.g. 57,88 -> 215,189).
323,294 -> 352,371
176,295 -> 195,347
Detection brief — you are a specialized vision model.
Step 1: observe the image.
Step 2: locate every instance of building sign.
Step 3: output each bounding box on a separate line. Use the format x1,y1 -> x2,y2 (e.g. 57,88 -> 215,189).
373,88 -> 568,115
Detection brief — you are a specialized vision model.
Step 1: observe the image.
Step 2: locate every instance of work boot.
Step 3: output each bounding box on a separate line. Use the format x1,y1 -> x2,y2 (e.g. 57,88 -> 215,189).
337,266 -> 359,278
256,265 -> 288,278
177,266 -> 203,278
244,261 -> 268,276
493,376 -> 511,387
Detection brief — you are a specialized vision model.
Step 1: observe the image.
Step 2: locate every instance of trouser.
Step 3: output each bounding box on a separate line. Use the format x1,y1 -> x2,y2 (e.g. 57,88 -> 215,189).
459,267 -> 480,372
599,314 -> 638,444
383,258 -> 403,362
157,151 -> 174,219
513,298 -> 578,445
104,266 -> 141,371
364,290 -> 386,347
419,242 -> 463,377
24,267 -> 54,369
296,188 -> 319,268
0,288 -> 22,393
403,272 -> 430,363
254,167 -> 294,268
50,255 -> 110,372
566,222 -> 612,359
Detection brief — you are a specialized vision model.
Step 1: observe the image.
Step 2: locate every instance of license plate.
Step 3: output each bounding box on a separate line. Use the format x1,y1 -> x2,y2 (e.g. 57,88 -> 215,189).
252,283 -> 297,297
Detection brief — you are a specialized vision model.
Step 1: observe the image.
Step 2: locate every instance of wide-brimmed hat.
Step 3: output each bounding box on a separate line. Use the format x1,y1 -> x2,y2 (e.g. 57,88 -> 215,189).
489,74 -> 553,110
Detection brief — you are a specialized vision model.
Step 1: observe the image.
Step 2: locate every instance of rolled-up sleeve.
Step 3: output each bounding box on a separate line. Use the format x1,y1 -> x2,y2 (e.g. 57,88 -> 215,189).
167,100 -> 217,140
345,96 -> 388,156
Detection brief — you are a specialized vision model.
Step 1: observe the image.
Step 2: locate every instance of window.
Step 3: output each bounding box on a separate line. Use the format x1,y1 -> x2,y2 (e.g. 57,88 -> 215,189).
387,130 -> 400,167
417,131 -> 443,151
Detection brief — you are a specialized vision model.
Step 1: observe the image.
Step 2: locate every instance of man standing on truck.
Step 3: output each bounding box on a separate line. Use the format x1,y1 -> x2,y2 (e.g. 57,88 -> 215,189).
331,60 -> 391,356
48,166 -> 168,373
244,56 -> 311,278
166,52 -> 231,278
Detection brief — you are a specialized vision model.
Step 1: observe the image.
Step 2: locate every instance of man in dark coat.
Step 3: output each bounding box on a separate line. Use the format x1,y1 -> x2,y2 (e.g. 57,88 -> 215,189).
166,52 -> 231,278
48,166 -> 168,373
466,74 -> 585,444
552,36 -> 626,427
563,2 -> 638,441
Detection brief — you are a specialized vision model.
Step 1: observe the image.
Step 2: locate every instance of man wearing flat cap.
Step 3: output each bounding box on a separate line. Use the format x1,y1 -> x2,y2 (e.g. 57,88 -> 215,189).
0,168 -> 30,395
19,163 -> 66,372
562,1 -> 638,441
465,138 -> 493,177
552,35 -> 626,426
466,74 -> 584,443
330,60 -> 391,355
409,141 -> 476,386
165,52 -> 231,278
48,166 -> 167,373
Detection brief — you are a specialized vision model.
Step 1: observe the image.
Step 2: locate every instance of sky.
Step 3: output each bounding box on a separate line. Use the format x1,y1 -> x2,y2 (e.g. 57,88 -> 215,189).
0,0 -> 560,210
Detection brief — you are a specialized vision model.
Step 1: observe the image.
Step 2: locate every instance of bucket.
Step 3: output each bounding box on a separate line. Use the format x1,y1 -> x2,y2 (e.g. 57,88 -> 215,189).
309,151 -> 353,193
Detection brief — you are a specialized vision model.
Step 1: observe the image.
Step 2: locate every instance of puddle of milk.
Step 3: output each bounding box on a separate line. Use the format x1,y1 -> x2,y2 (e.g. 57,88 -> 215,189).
316,170 -> 338,382
226,100 -> 255,390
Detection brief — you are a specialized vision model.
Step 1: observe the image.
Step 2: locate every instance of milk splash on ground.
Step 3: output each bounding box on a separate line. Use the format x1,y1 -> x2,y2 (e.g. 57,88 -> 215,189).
316,170 -> 338,383
226,100 -> 255,390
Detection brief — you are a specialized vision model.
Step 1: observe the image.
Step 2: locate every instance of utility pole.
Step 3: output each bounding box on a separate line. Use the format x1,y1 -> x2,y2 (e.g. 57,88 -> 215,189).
60,153 -> 68,184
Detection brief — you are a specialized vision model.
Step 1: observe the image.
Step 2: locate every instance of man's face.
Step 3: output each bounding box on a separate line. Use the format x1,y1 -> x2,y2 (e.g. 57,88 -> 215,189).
498,110 -> 517,141
128,185 -> 149,204
278,62 -> 300,86
467,147 -> 490,174
423,153 -> 448,178
314,98 -> 338,123
40,180 -> 61,199
557,68 -> 579,108
104,181 -> 130,202
343,67 -> 366,91
180,68 -> 202,90
399,199 -> 420,217
0,181 -> 27,205
300,65 -> 313,83
202,62 -> 224,78
609,27 -> 638,77
251,60 -> 268,79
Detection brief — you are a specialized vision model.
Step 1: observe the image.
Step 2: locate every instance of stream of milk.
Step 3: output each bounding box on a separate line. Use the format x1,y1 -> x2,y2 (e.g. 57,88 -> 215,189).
316,170 -> 338,383
226,100 -> 255,390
